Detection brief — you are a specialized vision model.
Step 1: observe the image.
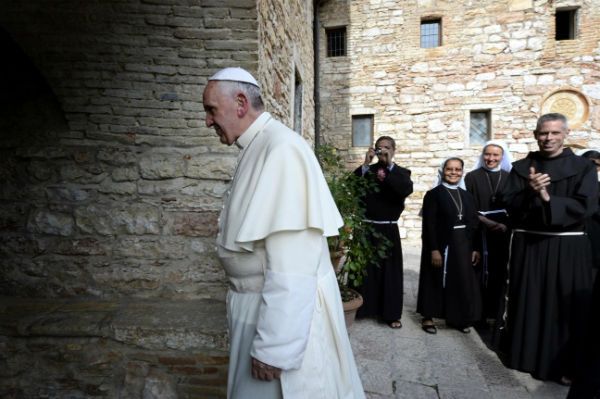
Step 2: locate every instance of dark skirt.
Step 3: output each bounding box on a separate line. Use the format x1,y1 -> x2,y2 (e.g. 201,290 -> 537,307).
567,273 -> 600,398
417,227 -> 482,327
479,228 -> 509,318
357,223 -> 404,322
501,232 -> 593,381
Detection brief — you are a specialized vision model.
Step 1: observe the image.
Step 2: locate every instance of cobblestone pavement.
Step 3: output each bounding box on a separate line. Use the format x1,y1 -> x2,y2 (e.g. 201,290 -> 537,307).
348,248 -> 569,399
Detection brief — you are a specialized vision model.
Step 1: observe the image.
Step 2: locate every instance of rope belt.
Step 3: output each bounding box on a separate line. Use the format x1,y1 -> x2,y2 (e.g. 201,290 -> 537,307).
364,219 -> 398,224
477,209 -> 508,216
443,246 -> 448,288
513,228 -> 585,236
499,226 -> 585,330
478,209 -> 508,216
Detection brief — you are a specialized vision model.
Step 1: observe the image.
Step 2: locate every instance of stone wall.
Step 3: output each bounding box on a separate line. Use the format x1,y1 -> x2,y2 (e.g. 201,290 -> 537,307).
0,0 -> 257,299
0,0 -> 314,299
258,0 -> 315,142
0,1 -> 315,396
319,0 -> 600,244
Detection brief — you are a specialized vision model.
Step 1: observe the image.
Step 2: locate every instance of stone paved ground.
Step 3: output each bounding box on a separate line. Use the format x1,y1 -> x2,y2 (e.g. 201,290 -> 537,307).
349,248 -> 569,399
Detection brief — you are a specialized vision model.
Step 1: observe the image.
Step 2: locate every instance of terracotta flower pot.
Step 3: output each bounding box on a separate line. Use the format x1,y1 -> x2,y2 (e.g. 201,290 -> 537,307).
342,288 -> 363,328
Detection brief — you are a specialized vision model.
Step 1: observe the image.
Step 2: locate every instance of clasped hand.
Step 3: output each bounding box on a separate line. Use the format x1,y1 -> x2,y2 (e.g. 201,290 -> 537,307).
251,357 -> 281,381
431,250 -> 480,267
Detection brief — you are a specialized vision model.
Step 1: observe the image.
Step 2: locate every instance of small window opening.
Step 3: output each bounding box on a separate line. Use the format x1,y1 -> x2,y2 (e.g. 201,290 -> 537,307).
293,70 -> 302,134
470,110 -> 491,145
420,18 -> 441,48
352,115 -> 374,147
326,27 -> 346,57
555,8 -> 577,40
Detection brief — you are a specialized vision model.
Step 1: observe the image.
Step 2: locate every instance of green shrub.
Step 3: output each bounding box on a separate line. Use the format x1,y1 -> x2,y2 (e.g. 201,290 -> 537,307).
317,144 -> 391,291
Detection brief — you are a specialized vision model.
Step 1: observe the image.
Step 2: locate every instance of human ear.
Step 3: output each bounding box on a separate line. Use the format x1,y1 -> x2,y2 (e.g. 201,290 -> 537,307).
236,93 -> 249,118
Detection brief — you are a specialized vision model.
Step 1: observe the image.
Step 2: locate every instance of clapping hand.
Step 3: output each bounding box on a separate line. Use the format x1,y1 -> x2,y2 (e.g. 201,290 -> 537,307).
528,166 -> 551,202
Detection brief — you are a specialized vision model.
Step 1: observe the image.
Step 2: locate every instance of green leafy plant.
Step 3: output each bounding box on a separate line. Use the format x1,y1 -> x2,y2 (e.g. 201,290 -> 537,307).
317,144 -> 391,300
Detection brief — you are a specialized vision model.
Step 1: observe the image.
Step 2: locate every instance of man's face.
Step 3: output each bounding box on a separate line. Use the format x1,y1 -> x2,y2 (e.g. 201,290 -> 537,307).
203,81 -> 243,145
535,120 -> 568,158
482,145 -> 503,169
443,159 -> 463,185
375,139 -> 395,164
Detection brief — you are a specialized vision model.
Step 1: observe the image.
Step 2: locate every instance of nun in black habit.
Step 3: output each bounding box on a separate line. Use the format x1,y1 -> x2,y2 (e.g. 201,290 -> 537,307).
464,140 -> 512,320
499,114 -> 598,384
417,157 -> 482,334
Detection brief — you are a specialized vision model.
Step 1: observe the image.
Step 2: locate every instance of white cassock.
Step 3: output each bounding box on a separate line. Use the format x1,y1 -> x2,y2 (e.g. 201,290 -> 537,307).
217,112 -> 365,399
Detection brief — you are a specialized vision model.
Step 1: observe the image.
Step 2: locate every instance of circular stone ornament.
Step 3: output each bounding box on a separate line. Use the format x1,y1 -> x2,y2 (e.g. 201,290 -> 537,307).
541,88 -> 590,128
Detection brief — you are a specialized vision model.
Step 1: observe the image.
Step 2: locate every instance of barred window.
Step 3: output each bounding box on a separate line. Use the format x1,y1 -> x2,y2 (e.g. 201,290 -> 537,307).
470,110 -> 491,145
420,19 -> 441,48
326,27 -> 346,57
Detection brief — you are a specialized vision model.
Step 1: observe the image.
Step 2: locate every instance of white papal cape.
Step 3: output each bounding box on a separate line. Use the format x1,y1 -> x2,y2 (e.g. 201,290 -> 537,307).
217,112 -> 365,398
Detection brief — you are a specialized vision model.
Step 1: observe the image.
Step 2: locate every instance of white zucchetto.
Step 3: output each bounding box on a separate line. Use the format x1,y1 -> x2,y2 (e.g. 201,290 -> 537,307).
208,67 -> 260,88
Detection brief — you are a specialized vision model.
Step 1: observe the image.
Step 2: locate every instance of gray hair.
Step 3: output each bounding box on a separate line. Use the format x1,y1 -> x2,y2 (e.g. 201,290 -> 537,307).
220,80 -> 264,111
535,113 -> 569,132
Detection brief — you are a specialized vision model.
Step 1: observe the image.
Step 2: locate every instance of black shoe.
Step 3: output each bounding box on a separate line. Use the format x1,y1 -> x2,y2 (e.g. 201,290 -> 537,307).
558,376 -> 572,386
421,319 -> 437,334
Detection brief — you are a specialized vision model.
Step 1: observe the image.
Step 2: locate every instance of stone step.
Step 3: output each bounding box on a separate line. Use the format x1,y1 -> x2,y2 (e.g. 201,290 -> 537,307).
0,297 -> 229,398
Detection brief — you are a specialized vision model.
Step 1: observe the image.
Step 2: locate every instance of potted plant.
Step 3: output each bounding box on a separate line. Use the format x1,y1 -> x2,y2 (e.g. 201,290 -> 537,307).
317,144 -> 391,326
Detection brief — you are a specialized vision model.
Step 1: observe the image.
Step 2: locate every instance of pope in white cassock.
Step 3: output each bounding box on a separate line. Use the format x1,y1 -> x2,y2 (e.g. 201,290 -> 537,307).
203,67 -> 365,399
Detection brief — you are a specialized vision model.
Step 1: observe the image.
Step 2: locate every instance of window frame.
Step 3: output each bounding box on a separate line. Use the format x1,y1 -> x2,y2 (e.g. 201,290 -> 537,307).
293,69 -> 303,134
325,26 -> 347,57
469,109 -> 492,146
420,17 -> 442,48
352,114 -> 374,147
555,7 -> 579,41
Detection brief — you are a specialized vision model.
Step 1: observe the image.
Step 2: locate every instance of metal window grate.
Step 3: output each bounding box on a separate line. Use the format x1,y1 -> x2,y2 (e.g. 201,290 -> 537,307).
326,27 -> 346,57
420,20 -> 441,48
470,111 -> 490,145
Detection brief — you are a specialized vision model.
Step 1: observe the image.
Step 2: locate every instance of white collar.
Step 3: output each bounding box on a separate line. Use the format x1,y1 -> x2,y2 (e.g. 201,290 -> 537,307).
235,112 -> 271,149
482,165 -> 501,172
442,182 -> 461,190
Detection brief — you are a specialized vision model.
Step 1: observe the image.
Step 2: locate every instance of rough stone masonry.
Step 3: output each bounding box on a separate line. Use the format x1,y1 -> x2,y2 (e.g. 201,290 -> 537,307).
318,0 -> 600,244
0,0 -> 313,397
